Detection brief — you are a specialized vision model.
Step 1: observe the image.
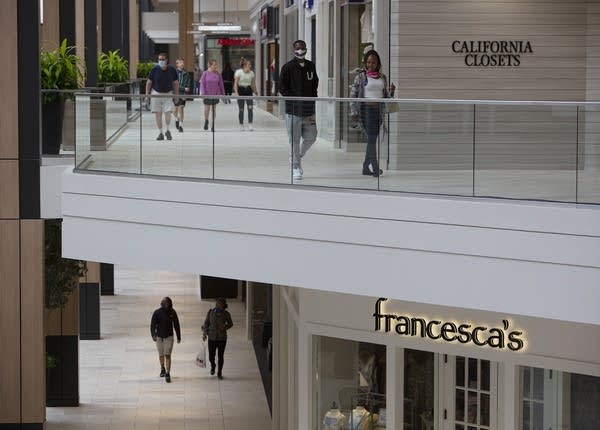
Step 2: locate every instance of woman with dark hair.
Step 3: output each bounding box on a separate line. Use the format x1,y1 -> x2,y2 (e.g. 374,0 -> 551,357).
350,49 -> 396,177
150,296 -> 181,383
222,63 -> 234,103
202,298 -> 233,379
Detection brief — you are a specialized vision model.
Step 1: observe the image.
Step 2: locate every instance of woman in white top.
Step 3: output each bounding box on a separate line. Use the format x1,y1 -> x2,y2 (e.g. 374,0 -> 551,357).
350,50 -> 395,177
234,58 -> 257,131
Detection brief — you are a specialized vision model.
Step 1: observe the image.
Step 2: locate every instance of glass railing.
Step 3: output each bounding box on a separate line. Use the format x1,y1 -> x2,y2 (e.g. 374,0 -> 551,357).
69,92 -> 599,204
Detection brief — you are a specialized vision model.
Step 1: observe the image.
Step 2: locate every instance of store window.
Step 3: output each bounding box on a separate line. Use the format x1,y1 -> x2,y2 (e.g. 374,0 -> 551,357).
313,336 -> 387,429
518,366 -> 600,430
404,349 -> 435,430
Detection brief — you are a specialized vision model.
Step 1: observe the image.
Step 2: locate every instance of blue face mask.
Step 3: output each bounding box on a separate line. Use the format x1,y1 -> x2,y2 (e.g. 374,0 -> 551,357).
215,307 -> 224,315
158,60 -> 167,68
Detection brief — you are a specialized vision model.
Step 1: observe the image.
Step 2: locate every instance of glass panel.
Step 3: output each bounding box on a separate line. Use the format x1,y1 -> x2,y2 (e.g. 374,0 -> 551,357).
533,368 -> 544,401
577,105 -> 600,203
455,425 -> 464,430
523,367 -> 531,398
474,105 -> 577,202
480,360 -> 490,391
533,402 -> 543,430
480,393 -> 490,426
455,389 -> 465,422
523,400 -> 531,430
456,356 -> 465,387
404,349 -> 434,430
468,427 -> 477,430
467,391 -> 477,424
468,358 -> 478,389
379,103 -> 475,196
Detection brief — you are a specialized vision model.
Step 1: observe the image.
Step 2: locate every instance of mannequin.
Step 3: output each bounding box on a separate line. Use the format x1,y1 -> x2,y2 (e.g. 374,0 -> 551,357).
351,401 -> 372,430
323,401 -> 346,430
360,3 -> 374,43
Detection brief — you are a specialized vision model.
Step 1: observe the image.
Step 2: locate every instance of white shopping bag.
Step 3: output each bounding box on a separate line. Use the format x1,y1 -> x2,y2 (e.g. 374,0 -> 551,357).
195,342 -> 207,368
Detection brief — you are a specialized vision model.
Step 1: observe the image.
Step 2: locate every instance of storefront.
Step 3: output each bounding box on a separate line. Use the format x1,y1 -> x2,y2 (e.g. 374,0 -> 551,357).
203,34 -> 255,72
273,287 -> 600,430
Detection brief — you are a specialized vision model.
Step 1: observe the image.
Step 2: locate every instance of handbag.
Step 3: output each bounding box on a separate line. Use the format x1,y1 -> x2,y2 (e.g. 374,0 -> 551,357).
385,100 -> 400,113
195,341 -> 207,368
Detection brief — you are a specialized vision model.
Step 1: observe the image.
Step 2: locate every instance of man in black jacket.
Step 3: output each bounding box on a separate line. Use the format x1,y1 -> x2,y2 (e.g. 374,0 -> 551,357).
150,297 -> 181,382
279,40 -> 319,180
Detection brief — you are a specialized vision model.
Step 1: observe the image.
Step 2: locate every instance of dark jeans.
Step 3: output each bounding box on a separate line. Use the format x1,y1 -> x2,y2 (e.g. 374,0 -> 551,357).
208,339 -> 227,374
360,104 -> 382,172
237,86 -> 254,124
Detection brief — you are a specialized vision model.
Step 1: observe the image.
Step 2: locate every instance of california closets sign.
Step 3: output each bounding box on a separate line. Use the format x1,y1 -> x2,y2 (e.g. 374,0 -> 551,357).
374,298 -> 525,351
452,40 -> 533,67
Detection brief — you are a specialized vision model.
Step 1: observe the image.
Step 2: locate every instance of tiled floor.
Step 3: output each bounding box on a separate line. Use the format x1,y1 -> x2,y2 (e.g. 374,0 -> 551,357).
72,99 -> 599,204
46,266 -> 271,430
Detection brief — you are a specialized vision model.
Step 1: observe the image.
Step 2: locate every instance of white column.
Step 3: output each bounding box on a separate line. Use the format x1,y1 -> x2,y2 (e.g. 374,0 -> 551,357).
500,362 -> 518,430
297,323 -> 311,430
272,286 -> 282,430
386,346 -> 403,430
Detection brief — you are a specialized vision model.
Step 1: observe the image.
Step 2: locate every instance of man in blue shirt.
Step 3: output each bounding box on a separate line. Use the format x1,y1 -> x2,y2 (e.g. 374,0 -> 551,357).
145,53 -> 180,141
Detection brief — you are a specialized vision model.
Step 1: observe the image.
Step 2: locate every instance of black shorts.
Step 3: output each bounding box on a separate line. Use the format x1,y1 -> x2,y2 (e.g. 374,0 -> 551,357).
203,98 -> 220,106
174,99 -> 186,107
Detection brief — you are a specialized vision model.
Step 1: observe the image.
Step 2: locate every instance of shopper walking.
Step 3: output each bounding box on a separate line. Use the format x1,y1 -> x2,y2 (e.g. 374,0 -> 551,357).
222,63 -> 234,103
202,298 -> 233,380
234,58 -> 257,131
279,40 -> 319,180
199,59 -> 225,131
174,58 -> 191,132
350,49 -> 395,177
150,297 -> 181,383
145,53 -> 180,141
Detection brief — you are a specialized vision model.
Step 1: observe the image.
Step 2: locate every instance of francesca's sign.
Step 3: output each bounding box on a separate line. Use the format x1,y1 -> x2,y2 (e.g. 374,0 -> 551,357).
451,40 -> 533,67
217,38 -> 255,47
374,298 -> 525,351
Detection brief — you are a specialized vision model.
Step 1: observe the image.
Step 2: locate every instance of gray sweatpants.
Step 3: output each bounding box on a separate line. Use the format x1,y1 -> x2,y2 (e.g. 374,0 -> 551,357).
285,114 -> 317,168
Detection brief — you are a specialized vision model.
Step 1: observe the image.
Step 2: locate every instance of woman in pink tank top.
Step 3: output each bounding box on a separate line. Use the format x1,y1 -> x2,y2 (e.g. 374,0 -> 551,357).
199,59 -> 225,131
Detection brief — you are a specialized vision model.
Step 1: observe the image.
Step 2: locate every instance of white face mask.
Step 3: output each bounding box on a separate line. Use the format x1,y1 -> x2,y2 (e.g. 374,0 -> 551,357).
294,49 -> 307,59
158,60 -> 167,68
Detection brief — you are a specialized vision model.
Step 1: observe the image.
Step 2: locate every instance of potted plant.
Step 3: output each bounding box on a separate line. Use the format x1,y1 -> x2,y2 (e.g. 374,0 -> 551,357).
136,60 -> 156,102
40,39 -> 85,155
45,219 -> 87,406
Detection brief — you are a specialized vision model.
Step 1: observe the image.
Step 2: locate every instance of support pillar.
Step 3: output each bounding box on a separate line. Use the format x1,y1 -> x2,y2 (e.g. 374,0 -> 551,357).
79,262 -> 101,340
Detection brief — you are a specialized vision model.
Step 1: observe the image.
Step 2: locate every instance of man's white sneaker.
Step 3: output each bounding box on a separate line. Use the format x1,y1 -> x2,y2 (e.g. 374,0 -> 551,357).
248,124 -> 254,131
240,125 -> 245,131
293,168 -> 303,180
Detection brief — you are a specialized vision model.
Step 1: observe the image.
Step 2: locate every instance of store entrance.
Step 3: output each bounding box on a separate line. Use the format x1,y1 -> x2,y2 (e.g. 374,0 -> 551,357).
404,350 -> 497,430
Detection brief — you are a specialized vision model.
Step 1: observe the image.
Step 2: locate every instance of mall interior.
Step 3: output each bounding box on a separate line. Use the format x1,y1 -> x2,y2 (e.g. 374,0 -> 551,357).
0,0 -> 599,429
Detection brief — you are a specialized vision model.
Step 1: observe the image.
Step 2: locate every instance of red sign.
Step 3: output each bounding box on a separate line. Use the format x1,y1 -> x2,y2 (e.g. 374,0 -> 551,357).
217,38 -> 255,47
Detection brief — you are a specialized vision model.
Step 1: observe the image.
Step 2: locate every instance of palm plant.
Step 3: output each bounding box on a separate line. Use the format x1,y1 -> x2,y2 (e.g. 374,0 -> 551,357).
40,39 -> 85,103
97,49 -> 130,83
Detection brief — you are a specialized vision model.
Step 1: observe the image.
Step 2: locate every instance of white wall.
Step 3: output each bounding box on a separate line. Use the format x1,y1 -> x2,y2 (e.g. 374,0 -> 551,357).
61,169 -> 600,326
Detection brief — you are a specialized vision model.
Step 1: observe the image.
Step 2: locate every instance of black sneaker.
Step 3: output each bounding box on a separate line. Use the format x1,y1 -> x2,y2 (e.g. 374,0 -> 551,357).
210,366 -> 215,375
165,130 -> 172,140
203,119 -> 209,130
156,132 -> 164,141
175,120 -> 179,129
165,373 -> 171,383
217,373 -> 223,380
160,367 -> 166,377
178,125 -> 183,132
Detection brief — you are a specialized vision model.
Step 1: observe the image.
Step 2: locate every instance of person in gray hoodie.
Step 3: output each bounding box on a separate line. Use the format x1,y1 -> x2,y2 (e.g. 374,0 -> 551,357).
202,298 -> 233,379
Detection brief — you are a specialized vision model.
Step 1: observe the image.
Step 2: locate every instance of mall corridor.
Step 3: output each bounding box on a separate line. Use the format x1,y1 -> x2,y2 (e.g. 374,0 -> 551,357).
46,267 -> 271,430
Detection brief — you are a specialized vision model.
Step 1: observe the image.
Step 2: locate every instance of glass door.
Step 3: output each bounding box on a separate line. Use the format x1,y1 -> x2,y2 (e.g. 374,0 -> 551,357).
445,356 -> 497,430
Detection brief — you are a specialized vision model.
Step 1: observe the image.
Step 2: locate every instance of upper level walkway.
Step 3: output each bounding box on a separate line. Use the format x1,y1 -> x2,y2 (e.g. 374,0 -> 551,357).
67,93 -> 600,204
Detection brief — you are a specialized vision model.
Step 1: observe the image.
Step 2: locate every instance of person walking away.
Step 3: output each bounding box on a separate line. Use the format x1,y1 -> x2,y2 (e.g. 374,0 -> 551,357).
199,59 -> 225,132
350,49 -> 395,177
222,63 -> 234,103
234,58 -> 257,131
202,298 -> 233,379
174,58 -> 191,132
279,40 -> 319,180
145,53 -> 179,141
150,297 -> 181,383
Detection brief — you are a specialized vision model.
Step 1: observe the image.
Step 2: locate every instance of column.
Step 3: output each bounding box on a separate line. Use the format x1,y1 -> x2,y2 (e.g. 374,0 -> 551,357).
80,261 -> 101,340
178,0 -> 194,67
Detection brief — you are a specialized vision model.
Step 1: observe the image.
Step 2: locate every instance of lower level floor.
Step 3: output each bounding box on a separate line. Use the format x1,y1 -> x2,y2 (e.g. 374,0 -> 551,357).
46,267 -> 271,430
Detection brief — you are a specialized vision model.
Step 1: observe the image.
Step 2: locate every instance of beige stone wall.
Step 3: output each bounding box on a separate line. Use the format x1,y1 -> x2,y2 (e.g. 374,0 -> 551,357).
390,0 -> 591,101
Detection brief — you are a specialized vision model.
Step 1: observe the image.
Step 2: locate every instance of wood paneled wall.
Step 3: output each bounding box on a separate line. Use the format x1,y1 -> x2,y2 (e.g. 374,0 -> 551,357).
42,0 -> 60,49
390,0 -> 591,101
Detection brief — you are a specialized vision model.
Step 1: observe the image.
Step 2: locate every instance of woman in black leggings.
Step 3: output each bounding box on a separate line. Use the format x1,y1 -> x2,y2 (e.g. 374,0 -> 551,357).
202,298 -> 233,379
234,58 -> 257,131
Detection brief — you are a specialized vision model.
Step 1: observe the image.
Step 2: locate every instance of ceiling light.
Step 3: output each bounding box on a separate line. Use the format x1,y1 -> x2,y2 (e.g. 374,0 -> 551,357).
193,22 -> 242,32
